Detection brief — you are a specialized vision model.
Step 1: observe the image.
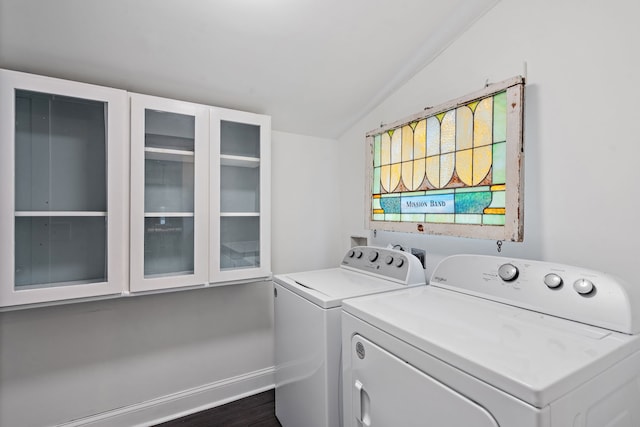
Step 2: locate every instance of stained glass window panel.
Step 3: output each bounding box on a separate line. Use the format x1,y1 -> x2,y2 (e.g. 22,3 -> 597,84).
366,76 -> 524,241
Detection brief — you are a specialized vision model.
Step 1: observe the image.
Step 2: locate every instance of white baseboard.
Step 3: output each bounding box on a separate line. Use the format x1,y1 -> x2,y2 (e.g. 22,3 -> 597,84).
58,367 -> 275,427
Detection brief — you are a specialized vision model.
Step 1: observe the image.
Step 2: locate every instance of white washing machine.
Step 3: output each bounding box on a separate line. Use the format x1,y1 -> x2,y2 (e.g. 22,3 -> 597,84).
274,246 -> 426,427
342,254 -> 640,427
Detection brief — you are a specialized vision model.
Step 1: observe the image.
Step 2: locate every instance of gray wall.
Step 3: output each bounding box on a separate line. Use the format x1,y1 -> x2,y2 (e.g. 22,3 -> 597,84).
1,284 -> 273,425
0,128 -> 342,427
338,0 -> 640,284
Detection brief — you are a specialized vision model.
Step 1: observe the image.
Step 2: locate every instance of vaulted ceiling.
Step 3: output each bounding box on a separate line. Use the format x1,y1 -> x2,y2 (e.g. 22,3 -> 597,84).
0,0 -> 498,137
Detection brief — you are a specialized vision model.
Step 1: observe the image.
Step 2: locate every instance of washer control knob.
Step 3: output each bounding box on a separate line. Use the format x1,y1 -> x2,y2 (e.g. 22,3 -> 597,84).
348,250 -> 355,258
368,251 -> 379,262
385,255 -> 394,265
498,263 -> 519,282
574,279 -> 595,295
395,257 -> 404,268
355,250 -> 363,259
544,273 -> 563,289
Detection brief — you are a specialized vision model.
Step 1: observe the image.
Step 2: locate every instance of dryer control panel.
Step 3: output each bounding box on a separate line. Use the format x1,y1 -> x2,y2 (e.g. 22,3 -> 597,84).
430,255 -> 640,334
341,246 -> 425,286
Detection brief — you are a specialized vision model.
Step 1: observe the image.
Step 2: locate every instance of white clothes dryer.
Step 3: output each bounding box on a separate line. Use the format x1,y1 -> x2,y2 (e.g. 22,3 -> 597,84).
342,254 -> 640,427
274,246 -> 425,427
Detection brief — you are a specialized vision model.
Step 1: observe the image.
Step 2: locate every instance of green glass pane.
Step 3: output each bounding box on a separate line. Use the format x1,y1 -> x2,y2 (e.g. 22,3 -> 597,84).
385,214 -> 401,221
425,214 -> 455,223
492,142 -> 506,184
455,186 -> 490,193
373,198 -> 382,210
374,135 -> 381,167
483,214 -> 505,225
489,190 -> 505,208
423,189 -> 453,196
373,167 -> 381,194
380,196 -> 401,214
373,213 -> 385,221
402,191 -> 427,197
401,214 -> 426,222
454,214 -> 482,224
493,91 -> 507,143
454,191 -> 492,214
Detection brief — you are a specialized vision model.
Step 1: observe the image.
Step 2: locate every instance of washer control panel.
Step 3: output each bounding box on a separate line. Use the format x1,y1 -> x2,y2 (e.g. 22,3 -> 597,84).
430,254 -> 640,334
341,246 -> 425,286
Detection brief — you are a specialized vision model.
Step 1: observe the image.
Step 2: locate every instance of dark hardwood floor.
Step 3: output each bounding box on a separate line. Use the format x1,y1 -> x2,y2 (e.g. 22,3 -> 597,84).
155,389 -> 282,427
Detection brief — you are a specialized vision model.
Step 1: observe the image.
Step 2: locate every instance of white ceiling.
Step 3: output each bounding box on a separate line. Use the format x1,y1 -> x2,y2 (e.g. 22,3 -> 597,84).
0,0 -> 498,138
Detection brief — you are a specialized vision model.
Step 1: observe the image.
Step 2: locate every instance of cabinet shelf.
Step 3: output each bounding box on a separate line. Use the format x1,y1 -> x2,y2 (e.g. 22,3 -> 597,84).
145,133 -> 194,151
144,212 -> 195,217
220,154 -> 260,168
15,211 -> 107,217
16,278 -> 106,291
145,147 -> 194,163
220,212 -> 260,217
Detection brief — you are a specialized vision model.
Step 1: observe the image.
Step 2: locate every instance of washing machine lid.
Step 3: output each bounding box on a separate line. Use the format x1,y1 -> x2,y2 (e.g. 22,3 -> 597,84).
342,286 -> 640,408
274,268 -> 408,309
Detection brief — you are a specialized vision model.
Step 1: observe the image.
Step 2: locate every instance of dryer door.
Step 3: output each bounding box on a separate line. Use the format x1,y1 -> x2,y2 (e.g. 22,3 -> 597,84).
350,335 -> 499,427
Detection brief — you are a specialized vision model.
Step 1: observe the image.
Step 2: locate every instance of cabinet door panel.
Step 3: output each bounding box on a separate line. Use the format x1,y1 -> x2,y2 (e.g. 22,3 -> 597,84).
15,90 -> 107,212
220,216 -> 260,270
130,93 -> 209,292
0,69 -> 127,307
144,158 -> 195,213
210,108 -> 271,283
220,120 -> 260,157
15,216 -> 107,288
144,217 -> 195,277
220,164 -> 260,213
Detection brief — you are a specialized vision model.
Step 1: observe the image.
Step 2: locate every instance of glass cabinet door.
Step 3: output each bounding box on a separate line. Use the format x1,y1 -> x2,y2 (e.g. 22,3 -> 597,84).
210,108 -> 271,283
0,69 -> 128,307
130,94 -> 208,292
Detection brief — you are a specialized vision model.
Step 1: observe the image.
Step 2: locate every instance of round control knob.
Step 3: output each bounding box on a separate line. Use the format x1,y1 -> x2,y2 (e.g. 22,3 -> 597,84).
498,263 -> 519,282
573,279 -> 595,295
368,251 -> 379,262
544,273 -> 563,289
355,250 -> 363,259
385,255 -> 394,265
348,250 -> 355,258
395,258 -> 404,268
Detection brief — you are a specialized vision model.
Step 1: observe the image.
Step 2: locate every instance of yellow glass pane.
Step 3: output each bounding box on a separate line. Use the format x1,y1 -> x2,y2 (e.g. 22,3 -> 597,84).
391,128 -> 402,164
440,152 -> 455,187
412,158 -> 425,191
441,110 -> 456,154
467,100 -> 479,112
381,132 -> 391,166
426,156 -> 440,188
414,119 -> 426,159
456,106 -> 473,151
426,116 -> 440,157
456,149 -> 473,186
402,125 -> 413,162
380,165 -> 391,192
473,145 -> 493,185
401,161 -> 413,190
474,97 -> 493,147
389,163 -> 401,192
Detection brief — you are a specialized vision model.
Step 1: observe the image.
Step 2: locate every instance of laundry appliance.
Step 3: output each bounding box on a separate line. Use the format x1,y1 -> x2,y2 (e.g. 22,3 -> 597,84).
274,246 -> 426,427
342,254 -> 640,426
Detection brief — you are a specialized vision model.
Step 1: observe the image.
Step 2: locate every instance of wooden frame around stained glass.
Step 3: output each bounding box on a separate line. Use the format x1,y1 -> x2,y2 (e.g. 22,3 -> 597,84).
366,76 -> 525,241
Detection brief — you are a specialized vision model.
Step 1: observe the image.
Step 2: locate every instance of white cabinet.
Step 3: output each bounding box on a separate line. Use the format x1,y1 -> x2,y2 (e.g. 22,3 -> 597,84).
129,94 -> 209,292
0,69 -> 128,307
130,99 -> 271,292
1,69 -> 271,306
210,109 -> 271,283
